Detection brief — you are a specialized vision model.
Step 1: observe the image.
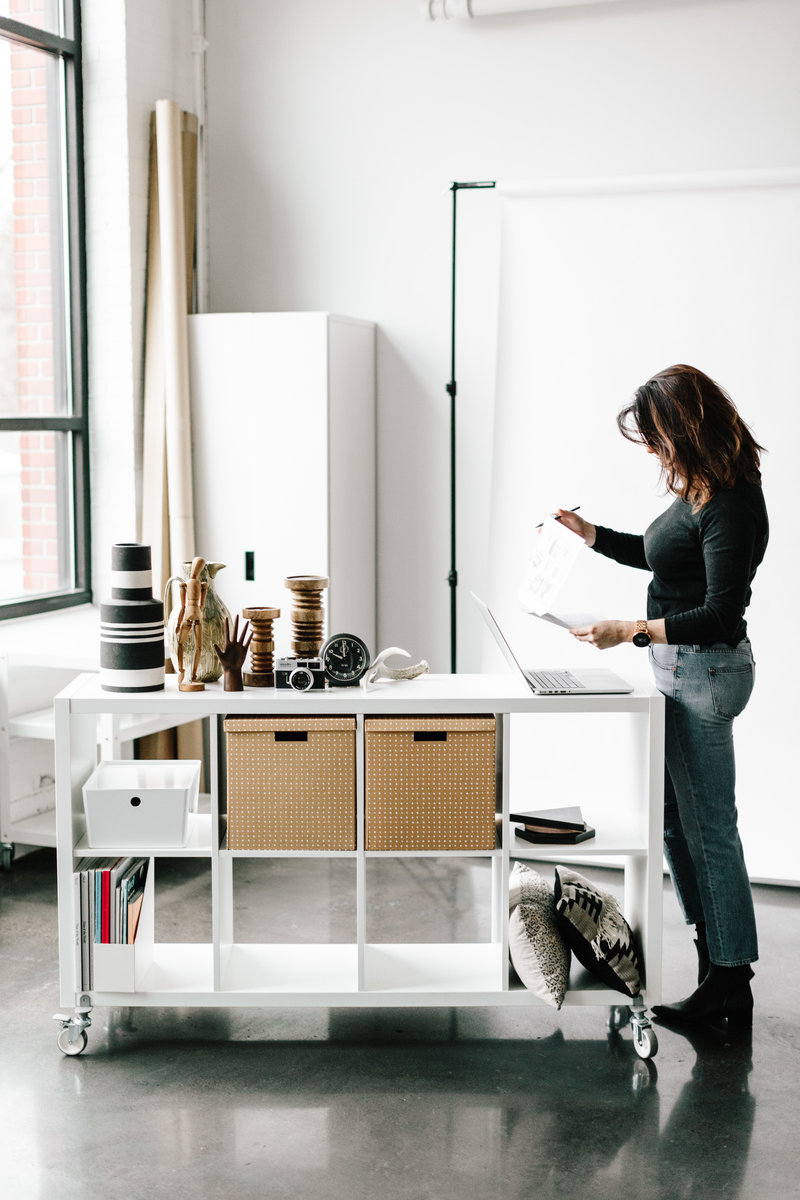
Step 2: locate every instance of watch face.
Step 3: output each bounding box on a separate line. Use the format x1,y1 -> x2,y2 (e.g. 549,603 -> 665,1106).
321,634 -> 371,685
633,631 -> 651,647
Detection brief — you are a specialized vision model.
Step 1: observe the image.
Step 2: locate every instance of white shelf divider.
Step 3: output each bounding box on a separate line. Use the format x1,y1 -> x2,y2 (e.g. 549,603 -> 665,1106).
72,812 -> 213,858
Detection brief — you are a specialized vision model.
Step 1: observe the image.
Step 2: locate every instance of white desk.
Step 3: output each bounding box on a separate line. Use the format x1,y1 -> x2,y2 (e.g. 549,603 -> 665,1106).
53,672 -> 664,1057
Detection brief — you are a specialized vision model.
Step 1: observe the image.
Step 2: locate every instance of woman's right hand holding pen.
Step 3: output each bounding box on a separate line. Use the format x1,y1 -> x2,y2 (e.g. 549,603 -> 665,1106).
556,508 -> 597,547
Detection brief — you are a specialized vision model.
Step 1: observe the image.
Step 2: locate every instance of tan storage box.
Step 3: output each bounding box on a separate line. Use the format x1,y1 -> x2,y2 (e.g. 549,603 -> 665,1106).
364,716 -> 496,851
224,716 -> 356,850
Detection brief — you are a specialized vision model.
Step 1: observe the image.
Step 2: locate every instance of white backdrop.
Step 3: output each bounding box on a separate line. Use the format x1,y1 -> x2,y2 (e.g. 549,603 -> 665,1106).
484,171 -> 800,885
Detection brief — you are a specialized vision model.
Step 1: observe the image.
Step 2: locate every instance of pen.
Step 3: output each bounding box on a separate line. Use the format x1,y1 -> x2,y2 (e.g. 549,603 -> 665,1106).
536,506 -> 580,529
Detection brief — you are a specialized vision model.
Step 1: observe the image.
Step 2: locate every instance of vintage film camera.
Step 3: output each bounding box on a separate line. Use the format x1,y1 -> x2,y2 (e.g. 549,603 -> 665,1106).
274,656 -> 326,692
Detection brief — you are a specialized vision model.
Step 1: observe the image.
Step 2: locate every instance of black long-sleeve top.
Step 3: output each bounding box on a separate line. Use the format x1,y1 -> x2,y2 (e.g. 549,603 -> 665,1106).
591,476 -> 768,645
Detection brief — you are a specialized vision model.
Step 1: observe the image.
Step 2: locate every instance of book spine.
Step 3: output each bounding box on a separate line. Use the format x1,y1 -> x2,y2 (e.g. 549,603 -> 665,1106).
73,871 -> 82,991
121,881 -> 128,945
88,867 -> 95,988
80,870 -> 90,991
95,870 -> 102,944
101,869 -> 110,944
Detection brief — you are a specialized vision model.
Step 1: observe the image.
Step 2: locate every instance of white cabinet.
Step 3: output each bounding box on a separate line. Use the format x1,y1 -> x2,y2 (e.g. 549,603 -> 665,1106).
54,672 -> 664,1057
187,312 -> 376,654
0,607 -> 199,862
1,608 -> 98,859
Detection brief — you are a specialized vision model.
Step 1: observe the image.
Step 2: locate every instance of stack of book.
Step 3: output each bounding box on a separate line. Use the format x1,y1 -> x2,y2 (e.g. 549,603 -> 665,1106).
510,806 -> 595,845
73,857 -> 149,990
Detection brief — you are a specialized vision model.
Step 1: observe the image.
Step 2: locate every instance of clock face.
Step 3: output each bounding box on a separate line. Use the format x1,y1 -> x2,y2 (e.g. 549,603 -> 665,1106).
321,634 -> 371,686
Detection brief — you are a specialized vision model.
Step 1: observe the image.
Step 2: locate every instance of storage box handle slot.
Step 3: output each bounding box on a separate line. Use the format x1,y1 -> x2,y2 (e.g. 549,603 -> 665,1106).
274,731 -> 308,742
413,731 -> 447,742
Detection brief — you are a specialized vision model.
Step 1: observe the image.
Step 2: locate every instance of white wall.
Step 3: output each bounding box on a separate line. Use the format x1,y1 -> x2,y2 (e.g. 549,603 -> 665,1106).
81,0 -> 194,603
75,0 -> 800,882
486,176 -> 800,884
204,0 -> 800,671
82,0 -> 136,596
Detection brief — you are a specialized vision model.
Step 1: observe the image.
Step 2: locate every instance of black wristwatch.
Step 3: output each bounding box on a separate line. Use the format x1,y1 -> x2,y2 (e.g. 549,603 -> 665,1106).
632,619 -> 651,648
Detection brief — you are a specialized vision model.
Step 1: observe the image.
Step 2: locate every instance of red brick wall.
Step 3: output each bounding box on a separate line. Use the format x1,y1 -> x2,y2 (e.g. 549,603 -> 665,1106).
11,0 -> 60,594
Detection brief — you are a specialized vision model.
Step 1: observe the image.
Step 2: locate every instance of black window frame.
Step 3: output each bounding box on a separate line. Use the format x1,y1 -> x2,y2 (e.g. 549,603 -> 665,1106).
0,1 -> 90,621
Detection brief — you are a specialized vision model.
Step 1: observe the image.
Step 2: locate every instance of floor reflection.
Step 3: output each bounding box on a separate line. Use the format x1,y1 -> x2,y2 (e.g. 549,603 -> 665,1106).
56,1013 -> 662,1199
67,1005 -> 757,1200
0,850 -> 777,1200
654,1024 -> 755,1200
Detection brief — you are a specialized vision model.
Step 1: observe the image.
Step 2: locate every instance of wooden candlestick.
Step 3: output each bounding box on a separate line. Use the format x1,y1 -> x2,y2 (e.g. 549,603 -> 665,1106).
284,575 -> 328,658
242,606 -> 280,687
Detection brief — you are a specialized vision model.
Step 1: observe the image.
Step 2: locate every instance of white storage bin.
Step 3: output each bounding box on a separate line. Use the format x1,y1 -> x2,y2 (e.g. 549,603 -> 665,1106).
82,760 -> 200,849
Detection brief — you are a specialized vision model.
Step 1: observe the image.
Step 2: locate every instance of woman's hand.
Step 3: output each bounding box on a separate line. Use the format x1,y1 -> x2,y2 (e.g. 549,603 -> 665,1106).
569,620 -> 634,649
555,508 -> 596,547
570,617 -> 667,649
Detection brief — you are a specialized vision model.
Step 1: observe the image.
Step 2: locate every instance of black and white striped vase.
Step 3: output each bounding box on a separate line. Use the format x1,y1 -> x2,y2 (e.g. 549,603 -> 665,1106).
100,543 -> 165,692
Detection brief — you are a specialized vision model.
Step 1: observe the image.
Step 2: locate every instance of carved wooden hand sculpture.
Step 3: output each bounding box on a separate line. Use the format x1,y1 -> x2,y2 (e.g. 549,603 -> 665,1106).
213,615 -> 253,692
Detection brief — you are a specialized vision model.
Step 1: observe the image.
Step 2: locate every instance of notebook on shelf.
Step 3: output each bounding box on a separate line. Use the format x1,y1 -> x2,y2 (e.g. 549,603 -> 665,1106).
509,805 -> 586,830
514,825 -> 596,846
510,805 -> 596,845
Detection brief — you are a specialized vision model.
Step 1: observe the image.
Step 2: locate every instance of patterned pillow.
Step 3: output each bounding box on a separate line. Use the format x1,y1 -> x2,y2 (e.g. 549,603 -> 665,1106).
554,865 -> 641,997
508,862 -> 570,1009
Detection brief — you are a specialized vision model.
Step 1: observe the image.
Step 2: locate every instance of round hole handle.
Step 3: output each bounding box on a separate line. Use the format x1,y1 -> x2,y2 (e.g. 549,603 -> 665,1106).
130,795 -> 142,807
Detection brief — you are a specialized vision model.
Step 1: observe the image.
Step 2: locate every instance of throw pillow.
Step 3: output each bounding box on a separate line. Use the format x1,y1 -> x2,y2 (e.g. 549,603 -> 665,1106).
508,862 -> 570,1009
553,865 -> 641,997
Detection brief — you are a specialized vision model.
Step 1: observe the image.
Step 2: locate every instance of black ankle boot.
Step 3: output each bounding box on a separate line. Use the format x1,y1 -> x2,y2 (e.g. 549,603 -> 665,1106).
652,963 -> 754,1030
694,923 -> 710,985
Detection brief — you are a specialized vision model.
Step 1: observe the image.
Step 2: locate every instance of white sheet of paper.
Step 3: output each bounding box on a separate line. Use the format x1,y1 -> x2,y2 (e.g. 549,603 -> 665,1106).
532,611 -> 598,630
517,515 -> 584,616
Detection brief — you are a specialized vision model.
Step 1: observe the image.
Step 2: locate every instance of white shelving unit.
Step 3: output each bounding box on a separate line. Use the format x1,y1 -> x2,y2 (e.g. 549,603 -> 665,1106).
53,671 -> 664,1056
0,607 -> 200,863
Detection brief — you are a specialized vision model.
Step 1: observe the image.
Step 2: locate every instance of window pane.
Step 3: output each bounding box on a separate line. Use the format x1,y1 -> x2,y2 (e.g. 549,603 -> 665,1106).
0,35 -> 68,417
0,427 -> 74,602
0,1 -> 62,37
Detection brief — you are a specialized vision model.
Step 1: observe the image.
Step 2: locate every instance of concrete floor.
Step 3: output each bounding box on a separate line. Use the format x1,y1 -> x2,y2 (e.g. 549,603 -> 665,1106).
1,851 -> 798,1200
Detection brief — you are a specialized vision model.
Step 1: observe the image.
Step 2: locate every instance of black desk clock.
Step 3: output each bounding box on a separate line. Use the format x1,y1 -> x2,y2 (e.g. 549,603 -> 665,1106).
321,633 -> 371,687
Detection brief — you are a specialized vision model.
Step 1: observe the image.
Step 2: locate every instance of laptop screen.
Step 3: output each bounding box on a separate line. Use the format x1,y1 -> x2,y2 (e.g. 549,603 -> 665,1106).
471,592 -> 529,680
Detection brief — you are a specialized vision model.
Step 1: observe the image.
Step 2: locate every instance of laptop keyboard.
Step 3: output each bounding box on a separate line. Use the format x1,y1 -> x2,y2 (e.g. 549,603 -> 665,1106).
527,669 -> 584,692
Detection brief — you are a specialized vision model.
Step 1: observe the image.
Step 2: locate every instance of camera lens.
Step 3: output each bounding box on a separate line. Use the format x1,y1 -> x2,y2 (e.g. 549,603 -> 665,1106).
289,667 -> 314,691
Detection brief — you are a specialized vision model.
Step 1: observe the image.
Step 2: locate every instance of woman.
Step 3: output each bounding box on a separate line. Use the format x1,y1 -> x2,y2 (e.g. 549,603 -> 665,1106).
558,364 -> 768,1030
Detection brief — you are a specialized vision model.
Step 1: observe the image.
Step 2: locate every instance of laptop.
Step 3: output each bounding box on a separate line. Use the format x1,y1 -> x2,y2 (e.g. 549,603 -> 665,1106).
472,593 -> 633,696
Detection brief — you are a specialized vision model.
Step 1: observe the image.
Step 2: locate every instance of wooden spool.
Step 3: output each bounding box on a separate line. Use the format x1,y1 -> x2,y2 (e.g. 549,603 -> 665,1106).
242,606 -> 280,687
284,575 -> 329,658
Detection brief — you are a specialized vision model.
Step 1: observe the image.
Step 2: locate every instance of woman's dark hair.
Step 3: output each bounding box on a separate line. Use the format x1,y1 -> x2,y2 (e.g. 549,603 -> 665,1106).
617,364 -> 765,507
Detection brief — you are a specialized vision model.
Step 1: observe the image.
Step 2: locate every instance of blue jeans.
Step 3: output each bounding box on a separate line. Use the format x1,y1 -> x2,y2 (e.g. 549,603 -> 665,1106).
649,640 -> 758,967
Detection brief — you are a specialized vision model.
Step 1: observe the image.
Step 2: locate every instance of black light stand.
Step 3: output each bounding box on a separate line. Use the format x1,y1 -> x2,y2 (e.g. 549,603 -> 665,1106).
447,180 -> 496,673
